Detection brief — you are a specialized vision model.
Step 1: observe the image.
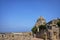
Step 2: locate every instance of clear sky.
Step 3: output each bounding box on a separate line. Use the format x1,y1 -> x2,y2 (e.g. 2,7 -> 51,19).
0,0 -> 60,32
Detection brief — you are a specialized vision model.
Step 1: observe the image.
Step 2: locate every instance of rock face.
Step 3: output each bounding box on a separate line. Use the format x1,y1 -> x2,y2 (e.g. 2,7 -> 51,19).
33,16 -> 60,40
46,19 -> 60,40
47,18 -> 60,25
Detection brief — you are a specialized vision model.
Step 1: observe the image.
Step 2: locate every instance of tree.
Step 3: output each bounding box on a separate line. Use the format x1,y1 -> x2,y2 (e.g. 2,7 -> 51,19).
31,26 -> 37,34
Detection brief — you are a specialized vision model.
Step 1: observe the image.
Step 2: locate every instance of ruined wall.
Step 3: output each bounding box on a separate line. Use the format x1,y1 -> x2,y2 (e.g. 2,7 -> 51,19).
0,32 -> 44,40
0,32 -> 33,40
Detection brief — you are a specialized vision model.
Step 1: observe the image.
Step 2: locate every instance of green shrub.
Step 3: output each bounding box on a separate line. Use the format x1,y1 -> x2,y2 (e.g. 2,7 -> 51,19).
31,26 -> 37,34
57,20 -> 60,27
31,25 -> 47,34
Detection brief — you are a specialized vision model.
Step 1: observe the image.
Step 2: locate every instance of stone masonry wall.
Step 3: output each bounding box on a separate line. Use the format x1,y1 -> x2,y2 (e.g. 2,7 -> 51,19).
0,32 -> 43,40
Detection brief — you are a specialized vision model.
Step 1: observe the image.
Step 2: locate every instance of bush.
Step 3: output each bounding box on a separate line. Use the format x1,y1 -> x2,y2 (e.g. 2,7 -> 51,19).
57,20 -> 60,27
31,25 -> 47,34
31,26 -> 37,34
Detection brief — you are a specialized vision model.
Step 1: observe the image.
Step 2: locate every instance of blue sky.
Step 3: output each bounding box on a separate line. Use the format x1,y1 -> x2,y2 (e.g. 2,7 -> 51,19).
0,0 -> 60,32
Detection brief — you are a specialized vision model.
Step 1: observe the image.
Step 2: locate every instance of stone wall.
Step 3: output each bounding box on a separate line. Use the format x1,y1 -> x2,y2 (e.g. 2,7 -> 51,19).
0,32 -> 43,40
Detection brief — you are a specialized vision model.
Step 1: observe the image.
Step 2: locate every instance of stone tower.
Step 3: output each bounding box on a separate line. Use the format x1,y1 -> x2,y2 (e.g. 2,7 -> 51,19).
35,16 -> 46,32
47,20 -> 59,40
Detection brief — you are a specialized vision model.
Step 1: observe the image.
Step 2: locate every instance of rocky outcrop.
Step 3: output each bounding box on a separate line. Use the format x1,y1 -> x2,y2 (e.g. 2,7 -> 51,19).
32,16 -> 60,40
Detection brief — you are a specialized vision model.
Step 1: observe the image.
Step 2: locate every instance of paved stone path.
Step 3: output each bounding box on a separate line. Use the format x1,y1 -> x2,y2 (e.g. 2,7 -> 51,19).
31,38 -> 43,40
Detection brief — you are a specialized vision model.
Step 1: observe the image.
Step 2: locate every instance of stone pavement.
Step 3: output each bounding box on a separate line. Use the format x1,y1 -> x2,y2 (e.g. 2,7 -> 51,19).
31,37 -> 43,40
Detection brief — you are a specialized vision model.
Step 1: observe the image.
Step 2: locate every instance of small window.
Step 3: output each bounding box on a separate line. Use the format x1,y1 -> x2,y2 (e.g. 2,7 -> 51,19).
47,26 -> 52,29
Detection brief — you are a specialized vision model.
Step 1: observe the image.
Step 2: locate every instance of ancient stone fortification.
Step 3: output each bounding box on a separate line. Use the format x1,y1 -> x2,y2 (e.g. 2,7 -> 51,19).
33,16 -> 60,40
0,16 -> 60,40
0,32 -> 43,40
